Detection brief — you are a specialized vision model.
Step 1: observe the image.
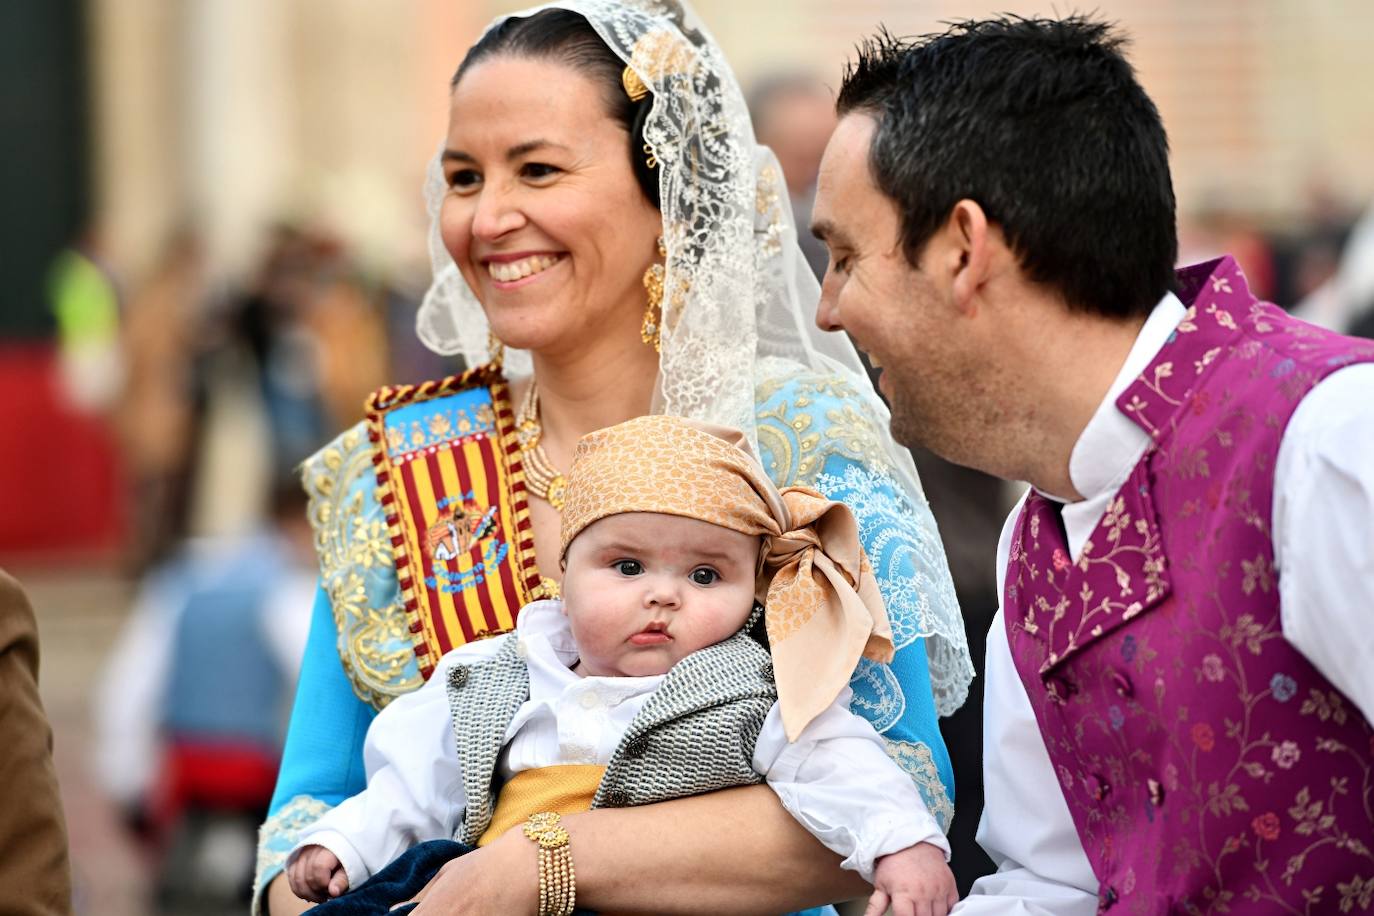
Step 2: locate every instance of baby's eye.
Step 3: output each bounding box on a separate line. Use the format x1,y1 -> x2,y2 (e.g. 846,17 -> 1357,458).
690,567 -> 719,586
615,560 -> 643,576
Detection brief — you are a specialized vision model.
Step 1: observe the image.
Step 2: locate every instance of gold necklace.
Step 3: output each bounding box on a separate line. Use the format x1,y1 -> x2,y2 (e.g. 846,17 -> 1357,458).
515,382 -> 568,511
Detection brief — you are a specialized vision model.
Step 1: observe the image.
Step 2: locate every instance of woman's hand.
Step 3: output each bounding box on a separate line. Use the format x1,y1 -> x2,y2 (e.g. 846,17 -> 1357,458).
266,871 -> 315,916
409,828 -> 540,915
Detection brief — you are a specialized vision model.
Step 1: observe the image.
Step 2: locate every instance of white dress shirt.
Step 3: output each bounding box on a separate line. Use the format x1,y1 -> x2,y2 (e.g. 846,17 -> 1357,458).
294,600 -> 948,888
956,294 -> 1374,914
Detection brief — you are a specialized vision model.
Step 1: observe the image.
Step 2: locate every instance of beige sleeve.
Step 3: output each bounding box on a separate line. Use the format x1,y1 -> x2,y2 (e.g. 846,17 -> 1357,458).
0,570 -> 73,915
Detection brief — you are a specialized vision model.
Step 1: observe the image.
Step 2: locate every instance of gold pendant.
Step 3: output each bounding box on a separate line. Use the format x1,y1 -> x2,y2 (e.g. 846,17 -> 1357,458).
546,475 -> 567,510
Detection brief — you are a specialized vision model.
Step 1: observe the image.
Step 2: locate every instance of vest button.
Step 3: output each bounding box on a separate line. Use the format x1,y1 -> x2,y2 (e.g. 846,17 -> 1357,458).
603,788 -> 632,808
1089,775 -> 1111,801
447,665 -> 469,689
1100,886 -> 1119,907
1046,675 -> 1077,704
1111,670 -> 1133,698
623,735 -> 651,759
760,661 -> 774,682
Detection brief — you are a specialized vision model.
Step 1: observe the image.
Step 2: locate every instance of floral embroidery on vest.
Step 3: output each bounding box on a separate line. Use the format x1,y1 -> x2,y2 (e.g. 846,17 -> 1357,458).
1005,258 -> 1374,914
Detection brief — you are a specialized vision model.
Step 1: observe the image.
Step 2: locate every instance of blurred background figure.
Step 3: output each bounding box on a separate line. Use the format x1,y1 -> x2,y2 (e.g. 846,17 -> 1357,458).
114,228 -> 206,570
4,1 -> 1374,913
1294,199 -> 1374,338
749,71 -> 838,279
91,481 -> 315,914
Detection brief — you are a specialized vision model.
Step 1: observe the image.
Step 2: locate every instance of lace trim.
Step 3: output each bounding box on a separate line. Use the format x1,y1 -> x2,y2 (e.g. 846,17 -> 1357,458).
252,794 -> 334,916
883,740 -> 955,833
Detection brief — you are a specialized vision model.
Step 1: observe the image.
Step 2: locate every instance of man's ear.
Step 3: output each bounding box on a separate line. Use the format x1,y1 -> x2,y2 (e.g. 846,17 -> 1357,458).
946,199 -> 990,316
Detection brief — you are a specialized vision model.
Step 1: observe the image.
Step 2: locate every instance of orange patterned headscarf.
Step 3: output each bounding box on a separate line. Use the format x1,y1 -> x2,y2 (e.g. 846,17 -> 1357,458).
559,416 -> 893,741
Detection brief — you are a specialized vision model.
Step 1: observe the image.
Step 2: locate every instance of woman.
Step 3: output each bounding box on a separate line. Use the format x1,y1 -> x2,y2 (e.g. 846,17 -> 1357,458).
255,2 -> 972,913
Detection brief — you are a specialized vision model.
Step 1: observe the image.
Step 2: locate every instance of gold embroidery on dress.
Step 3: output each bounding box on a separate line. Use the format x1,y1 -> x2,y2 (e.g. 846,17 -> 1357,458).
754,371 -> 898,487
304,426 -> 419,709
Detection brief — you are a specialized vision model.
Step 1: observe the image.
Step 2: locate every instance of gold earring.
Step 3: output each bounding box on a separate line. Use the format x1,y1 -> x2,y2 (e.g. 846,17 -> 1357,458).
487,329 -> 505,368
641,237 -> 666,352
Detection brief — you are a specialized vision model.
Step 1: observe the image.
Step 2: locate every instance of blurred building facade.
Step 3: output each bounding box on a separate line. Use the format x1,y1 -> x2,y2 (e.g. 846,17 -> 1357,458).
86,0 -> 1374,295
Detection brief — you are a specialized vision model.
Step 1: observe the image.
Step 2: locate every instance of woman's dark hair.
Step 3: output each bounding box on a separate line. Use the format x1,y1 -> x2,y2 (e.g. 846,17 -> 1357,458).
452,9 -> 660,209
837,16 -> 1177,321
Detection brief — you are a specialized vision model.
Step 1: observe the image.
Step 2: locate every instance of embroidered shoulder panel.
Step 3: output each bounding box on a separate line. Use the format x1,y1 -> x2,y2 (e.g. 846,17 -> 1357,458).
303,422 -> 421,708
754,368 -> 899,487
302,364 -> 544,706
366,368 -> 543,678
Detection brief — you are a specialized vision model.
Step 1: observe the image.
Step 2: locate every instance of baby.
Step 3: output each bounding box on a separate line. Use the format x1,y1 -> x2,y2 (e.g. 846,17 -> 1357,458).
287,416 -> 956,915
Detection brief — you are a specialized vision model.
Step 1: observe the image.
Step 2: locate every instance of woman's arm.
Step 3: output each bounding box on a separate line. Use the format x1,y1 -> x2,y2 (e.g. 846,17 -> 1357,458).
414,784 -> 869,915
265,873 -> 311,916
255,584 -> 378,915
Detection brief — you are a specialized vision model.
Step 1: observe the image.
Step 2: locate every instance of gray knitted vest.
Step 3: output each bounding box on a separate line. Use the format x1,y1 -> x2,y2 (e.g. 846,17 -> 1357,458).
444,626 -> 777,845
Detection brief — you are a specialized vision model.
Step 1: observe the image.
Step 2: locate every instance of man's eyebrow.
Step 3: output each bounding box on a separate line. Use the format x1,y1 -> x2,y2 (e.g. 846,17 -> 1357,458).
810,218 -> 845,245
441,140 -> 571,165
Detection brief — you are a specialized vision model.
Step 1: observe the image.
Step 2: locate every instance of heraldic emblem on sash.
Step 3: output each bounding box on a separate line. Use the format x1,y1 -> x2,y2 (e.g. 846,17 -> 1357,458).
366,367 -> 542,679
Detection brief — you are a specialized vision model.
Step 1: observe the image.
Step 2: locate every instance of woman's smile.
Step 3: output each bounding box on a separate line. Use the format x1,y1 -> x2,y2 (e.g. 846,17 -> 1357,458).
483,252 -> 566,287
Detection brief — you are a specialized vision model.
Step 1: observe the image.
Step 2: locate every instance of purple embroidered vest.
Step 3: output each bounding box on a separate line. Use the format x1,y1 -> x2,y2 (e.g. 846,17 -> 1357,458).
1005,257 -> 1374,913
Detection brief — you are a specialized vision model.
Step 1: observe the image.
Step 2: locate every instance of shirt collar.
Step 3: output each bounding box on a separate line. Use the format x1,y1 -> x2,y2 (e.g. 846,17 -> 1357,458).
1061,292 -> 1188,503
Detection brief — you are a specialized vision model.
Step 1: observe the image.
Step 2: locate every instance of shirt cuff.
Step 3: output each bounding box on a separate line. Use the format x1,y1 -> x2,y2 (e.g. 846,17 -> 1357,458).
289,828 -> 372,892
843,808 -> 950,883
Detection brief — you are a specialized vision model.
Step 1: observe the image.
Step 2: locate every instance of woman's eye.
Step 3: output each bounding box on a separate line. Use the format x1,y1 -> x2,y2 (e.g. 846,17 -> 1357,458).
615,560 -> 643,576
521,162 -> 561,180
690,568 -> 719,586
448,169 -> 481,191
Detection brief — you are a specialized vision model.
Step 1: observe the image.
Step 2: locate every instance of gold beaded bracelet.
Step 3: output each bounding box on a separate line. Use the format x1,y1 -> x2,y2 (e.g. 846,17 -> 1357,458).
523,811 -> 576,916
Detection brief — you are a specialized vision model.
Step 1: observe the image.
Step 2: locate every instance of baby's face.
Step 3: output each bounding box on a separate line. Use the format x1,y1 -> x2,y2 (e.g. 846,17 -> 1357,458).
560,512 -> 760,677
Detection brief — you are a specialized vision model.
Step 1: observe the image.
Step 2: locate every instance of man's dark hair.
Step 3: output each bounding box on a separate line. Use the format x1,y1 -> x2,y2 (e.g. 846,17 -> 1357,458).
452,9 -> 660,209
837,16 -> 1177,319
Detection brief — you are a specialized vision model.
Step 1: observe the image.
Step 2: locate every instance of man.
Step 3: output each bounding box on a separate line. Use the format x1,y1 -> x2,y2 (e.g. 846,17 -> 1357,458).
811,17 -> 1374,914
0,571 -> 72,915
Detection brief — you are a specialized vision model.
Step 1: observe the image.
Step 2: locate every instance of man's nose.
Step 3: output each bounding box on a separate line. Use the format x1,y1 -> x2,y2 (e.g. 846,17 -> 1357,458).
815,278 -> 844,332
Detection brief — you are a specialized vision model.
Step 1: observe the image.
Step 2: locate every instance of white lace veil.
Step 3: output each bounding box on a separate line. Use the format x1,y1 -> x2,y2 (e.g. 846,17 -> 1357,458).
414,0 -> 971,715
